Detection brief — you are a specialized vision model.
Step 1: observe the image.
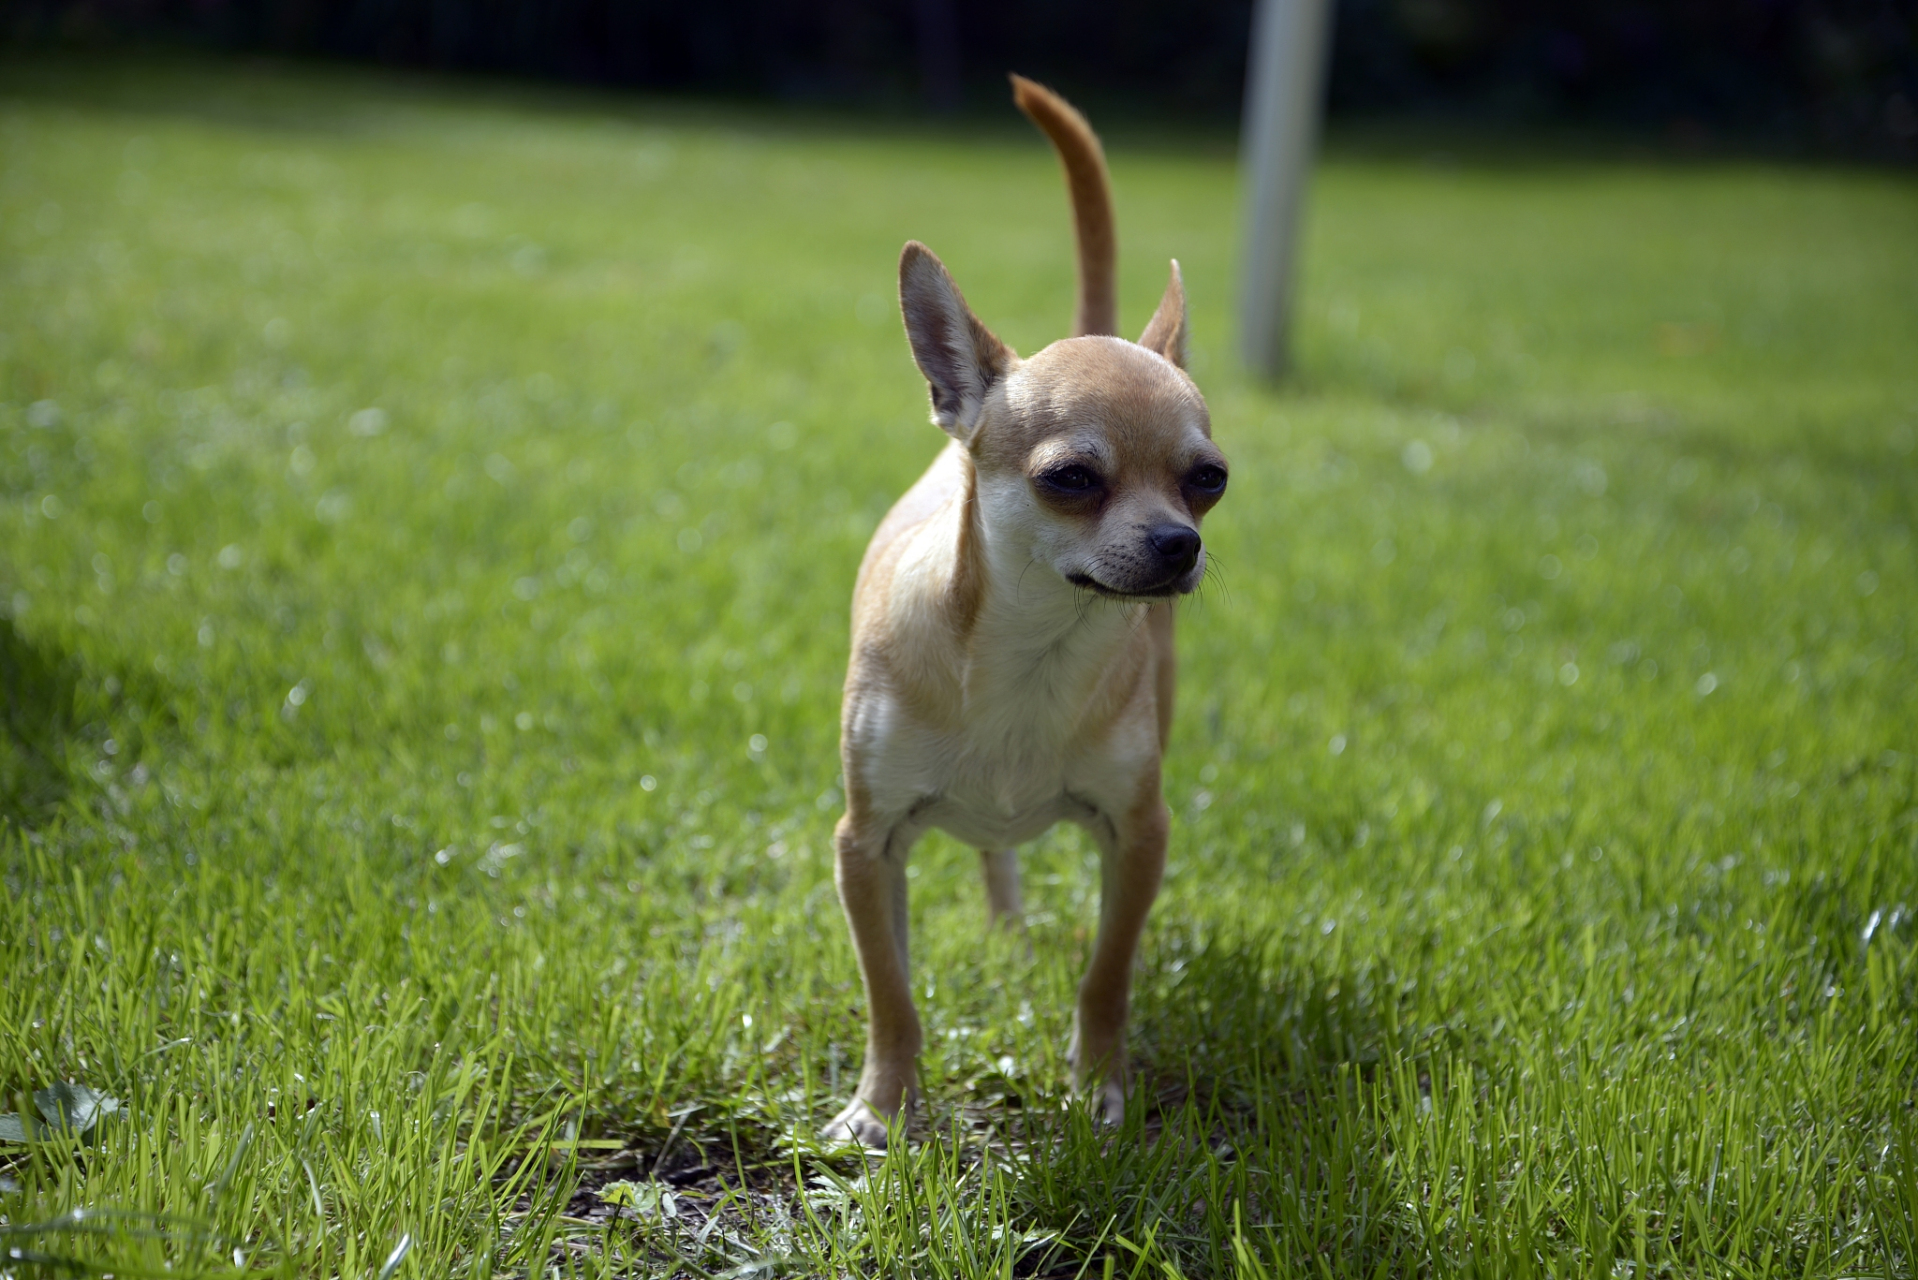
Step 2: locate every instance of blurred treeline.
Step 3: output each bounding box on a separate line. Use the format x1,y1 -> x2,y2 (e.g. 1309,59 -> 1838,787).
6,0 -> 1916,155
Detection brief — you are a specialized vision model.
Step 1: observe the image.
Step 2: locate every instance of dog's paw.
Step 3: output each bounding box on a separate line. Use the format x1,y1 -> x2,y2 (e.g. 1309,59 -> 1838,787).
1068,1027 -> 1128,1127
1090,1075 -> 1126,1127
820,1097 -> 896,1150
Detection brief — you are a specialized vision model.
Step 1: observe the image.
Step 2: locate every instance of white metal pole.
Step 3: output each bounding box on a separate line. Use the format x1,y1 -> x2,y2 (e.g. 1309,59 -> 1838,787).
1239,0 -> 1333,379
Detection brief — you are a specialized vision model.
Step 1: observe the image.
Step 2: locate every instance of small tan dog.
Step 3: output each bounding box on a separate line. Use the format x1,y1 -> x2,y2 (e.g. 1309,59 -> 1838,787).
823,76 -> 1228,1148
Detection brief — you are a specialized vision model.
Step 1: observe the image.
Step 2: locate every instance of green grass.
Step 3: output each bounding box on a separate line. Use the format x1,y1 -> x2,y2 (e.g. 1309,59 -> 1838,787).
2,53 -> 1915,1279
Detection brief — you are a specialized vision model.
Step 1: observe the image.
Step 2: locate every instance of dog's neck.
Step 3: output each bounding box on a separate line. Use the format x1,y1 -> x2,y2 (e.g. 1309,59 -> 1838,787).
958,464 -> 1145,722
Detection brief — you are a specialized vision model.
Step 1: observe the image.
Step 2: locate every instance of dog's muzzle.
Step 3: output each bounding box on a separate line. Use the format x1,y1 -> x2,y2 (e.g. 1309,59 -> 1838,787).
1069,524 -> 1205,599
1147,524 -> 1202,579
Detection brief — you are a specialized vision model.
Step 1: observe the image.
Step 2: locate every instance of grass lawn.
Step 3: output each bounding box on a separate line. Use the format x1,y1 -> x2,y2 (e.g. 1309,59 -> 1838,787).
2,54 -> 1915,1278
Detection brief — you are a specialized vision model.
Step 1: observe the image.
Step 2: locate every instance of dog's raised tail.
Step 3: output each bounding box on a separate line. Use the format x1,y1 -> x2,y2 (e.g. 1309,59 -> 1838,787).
1011,74 -> 1118,339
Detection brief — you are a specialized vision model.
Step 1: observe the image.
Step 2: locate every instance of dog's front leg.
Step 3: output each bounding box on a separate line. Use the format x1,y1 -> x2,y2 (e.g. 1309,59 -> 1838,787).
823,810 -> 921,1148
1068,791 -> 1169,1125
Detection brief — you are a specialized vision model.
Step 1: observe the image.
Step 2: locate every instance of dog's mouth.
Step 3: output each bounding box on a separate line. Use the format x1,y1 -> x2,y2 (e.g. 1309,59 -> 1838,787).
1067,571 -> 1191,601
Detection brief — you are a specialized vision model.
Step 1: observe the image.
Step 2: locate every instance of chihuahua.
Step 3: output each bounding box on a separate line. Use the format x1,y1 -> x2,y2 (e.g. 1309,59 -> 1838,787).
823,76 -> 1227,1147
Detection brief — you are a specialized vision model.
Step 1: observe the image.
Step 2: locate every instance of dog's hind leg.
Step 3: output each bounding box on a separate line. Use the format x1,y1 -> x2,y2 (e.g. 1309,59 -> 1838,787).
823,810 -> 922,1149
979,848 -> 1023,927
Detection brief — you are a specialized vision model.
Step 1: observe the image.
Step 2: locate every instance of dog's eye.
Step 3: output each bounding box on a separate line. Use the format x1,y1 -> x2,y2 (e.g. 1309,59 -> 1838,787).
1039,464 -> 1100,494
1187,465 -> 1227,494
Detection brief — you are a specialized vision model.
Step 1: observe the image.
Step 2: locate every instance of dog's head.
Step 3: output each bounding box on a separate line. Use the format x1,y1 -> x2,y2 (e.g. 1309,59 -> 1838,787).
899,242 -> 1226,600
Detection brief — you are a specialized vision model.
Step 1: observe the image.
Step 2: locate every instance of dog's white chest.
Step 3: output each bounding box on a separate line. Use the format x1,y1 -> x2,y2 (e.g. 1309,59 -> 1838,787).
856,702 -> 1078,848
850,621 -> 1150,849
923,731 -> 1079,849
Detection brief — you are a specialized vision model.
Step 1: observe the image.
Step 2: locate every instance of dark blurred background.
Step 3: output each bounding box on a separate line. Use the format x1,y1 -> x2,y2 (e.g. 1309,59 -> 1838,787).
5,0 -> 1915,156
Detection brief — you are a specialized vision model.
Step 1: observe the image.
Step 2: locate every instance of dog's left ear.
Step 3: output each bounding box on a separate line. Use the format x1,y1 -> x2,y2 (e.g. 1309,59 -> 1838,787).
1137,260 -> 1188,369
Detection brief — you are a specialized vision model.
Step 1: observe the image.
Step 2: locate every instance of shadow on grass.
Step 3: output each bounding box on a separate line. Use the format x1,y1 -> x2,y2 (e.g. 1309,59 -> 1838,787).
0,621 -> 80,827
988,930 -> 1436,1277
538,928 -> 1431,1277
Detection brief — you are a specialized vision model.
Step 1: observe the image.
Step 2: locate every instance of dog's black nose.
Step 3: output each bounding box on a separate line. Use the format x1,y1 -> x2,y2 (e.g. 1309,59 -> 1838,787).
1148,524 -> 1202,572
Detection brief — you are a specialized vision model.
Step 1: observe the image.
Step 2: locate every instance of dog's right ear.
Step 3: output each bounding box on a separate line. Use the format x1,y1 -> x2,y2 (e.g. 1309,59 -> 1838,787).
899,242 -> 1015,441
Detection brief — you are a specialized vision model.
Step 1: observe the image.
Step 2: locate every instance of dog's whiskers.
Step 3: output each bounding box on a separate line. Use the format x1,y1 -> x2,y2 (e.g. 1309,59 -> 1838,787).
1182,554 -> 1229,612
